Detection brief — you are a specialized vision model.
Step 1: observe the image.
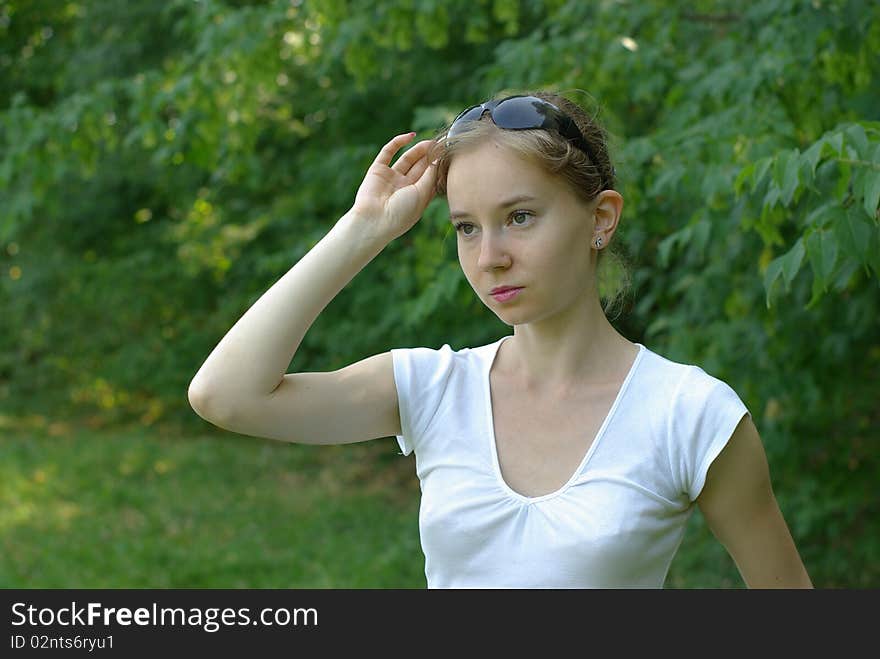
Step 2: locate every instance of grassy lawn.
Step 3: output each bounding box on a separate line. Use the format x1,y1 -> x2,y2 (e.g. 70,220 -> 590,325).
1,417 -> 426,588
1,414 -> 741,588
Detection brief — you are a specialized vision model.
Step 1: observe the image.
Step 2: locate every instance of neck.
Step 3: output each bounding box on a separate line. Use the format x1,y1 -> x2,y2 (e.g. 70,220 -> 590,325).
499,292 -> 635,396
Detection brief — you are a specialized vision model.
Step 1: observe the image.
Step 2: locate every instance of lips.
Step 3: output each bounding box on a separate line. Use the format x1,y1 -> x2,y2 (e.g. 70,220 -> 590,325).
489,286 -> 524,303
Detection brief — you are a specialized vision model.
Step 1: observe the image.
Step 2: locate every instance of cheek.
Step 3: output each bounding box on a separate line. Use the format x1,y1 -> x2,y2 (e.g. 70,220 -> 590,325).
458,250 -> 477,283
457,246 -> 488,295
539,238 -> 594,287
535,230 -> 586,262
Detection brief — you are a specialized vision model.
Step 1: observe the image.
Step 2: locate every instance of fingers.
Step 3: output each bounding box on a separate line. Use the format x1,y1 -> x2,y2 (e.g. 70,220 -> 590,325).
371,132 -> 417,168
368,133 -> 437,209
411,155 -> 438,205
403,150 -> 431,185
391,139 -> 434,175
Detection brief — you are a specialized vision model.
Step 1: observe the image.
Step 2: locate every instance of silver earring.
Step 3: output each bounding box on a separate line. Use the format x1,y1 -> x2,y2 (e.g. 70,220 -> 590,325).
595,237 -> 603,248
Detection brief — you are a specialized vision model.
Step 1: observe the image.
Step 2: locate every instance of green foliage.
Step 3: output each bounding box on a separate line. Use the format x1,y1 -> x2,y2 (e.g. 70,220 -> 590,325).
2,0 -> 877,587
736,122 -> 880,308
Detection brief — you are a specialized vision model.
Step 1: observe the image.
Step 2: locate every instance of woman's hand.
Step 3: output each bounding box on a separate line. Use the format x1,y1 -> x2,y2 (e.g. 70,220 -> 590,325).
349,133 -> 438,242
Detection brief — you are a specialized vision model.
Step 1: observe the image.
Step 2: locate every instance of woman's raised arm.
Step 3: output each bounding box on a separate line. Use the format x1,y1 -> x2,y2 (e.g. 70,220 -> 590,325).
187,133 -> 437,442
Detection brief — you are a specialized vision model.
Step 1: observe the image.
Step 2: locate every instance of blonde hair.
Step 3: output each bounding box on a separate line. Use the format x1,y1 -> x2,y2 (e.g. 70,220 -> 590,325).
428,90 -> 631,321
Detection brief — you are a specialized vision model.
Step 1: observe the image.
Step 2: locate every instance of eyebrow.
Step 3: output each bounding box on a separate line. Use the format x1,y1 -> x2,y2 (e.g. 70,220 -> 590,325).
449,195 -> 538,221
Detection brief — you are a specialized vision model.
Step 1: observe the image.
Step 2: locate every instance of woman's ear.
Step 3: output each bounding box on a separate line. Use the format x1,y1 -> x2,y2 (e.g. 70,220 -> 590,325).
592,190 -> 623,241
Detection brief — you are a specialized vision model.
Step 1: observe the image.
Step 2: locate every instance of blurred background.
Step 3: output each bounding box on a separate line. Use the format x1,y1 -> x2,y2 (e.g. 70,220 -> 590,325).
1,0 -> 877,588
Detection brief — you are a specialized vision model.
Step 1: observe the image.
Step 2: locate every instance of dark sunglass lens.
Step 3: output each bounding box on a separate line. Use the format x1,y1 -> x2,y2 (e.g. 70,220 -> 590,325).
492,96 -> 553,130
447,105 -> 486,137
496,96 -> 590,158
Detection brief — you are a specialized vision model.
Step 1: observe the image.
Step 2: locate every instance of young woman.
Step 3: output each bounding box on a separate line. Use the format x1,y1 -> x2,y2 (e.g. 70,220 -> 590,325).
188,91 -> 813,589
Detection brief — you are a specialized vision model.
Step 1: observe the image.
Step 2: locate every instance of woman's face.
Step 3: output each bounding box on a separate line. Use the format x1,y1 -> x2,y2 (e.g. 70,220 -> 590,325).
446,140 -> 598,326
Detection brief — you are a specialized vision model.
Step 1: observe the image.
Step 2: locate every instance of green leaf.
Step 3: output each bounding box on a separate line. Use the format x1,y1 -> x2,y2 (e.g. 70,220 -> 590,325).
852,165 -> 868,212
781,150 -> 801,206
834,204 -> 874,264
867,228 -> 880,278
658,227 -> 689,267
781,237 -> 805,287
752,157 -> 773,191
863,169 -> 880,219
831,259 -> 860,293
825,131 -> 844,157
762,184 -> 781,211
806,229 -> 839,290
835,160 -> 852,199
803,201 -> 837,229
845,123 -> 869,157
763,255 -> 784,309
649,163 -> 686,196
645,316 -> 670,338
700,166 -> 728,199
734,162 -> 755,195
772,149 -> 793,190
803,138 -> 825,176
691,218 -> 711,255
805,267 -> 826,310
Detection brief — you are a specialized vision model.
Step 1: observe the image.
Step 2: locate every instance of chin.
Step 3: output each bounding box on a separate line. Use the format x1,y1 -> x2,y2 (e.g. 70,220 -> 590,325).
480,301 -> 512,324
488,307 -> 527,327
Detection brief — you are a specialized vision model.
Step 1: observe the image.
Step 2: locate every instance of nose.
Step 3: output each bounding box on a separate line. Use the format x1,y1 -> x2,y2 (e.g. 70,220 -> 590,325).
477,230 -> 511,271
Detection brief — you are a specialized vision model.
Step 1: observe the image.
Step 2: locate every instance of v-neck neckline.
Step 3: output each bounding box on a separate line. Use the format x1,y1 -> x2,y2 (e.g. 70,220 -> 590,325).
483,336 -> 645,505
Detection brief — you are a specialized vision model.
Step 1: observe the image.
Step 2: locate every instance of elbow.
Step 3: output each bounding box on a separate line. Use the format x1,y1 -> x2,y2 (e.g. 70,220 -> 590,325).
187,380 -> 211,419
188,379 -> 230,424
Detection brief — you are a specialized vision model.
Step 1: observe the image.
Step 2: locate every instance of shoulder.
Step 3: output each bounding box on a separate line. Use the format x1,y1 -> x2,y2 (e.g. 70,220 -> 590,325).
391,337 -> 504,371
629,344 -> 696,399
390,337 -> 506,393
391,338 -> 505,452
649,357 -> 750,502
636,345 -> 740,406
654,352 -> 747,436
390,342 -> 467,374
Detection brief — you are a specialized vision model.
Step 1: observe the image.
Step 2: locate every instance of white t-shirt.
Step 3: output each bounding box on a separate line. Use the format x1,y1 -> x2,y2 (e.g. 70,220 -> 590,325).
390,336 -> 750,588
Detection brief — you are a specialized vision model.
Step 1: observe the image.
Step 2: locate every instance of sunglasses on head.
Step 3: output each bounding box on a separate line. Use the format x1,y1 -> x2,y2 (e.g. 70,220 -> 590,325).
446,95 -> 611,189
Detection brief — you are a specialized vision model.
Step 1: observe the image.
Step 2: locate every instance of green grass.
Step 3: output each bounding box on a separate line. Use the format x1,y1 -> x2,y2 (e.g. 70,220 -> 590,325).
1,415 -> 743,588
1,419 -> 425,588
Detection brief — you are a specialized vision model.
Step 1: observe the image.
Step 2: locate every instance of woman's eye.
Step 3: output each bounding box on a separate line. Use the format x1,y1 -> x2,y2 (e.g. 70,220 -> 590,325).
510,210 -> 533,225
453,221 -> 475,236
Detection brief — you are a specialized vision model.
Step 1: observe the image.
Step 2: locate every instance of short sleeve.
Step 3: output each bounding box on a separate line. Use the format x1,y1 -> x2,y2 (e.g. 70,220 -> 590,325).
669,365 -> 750,503
390,344 -> 455,456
